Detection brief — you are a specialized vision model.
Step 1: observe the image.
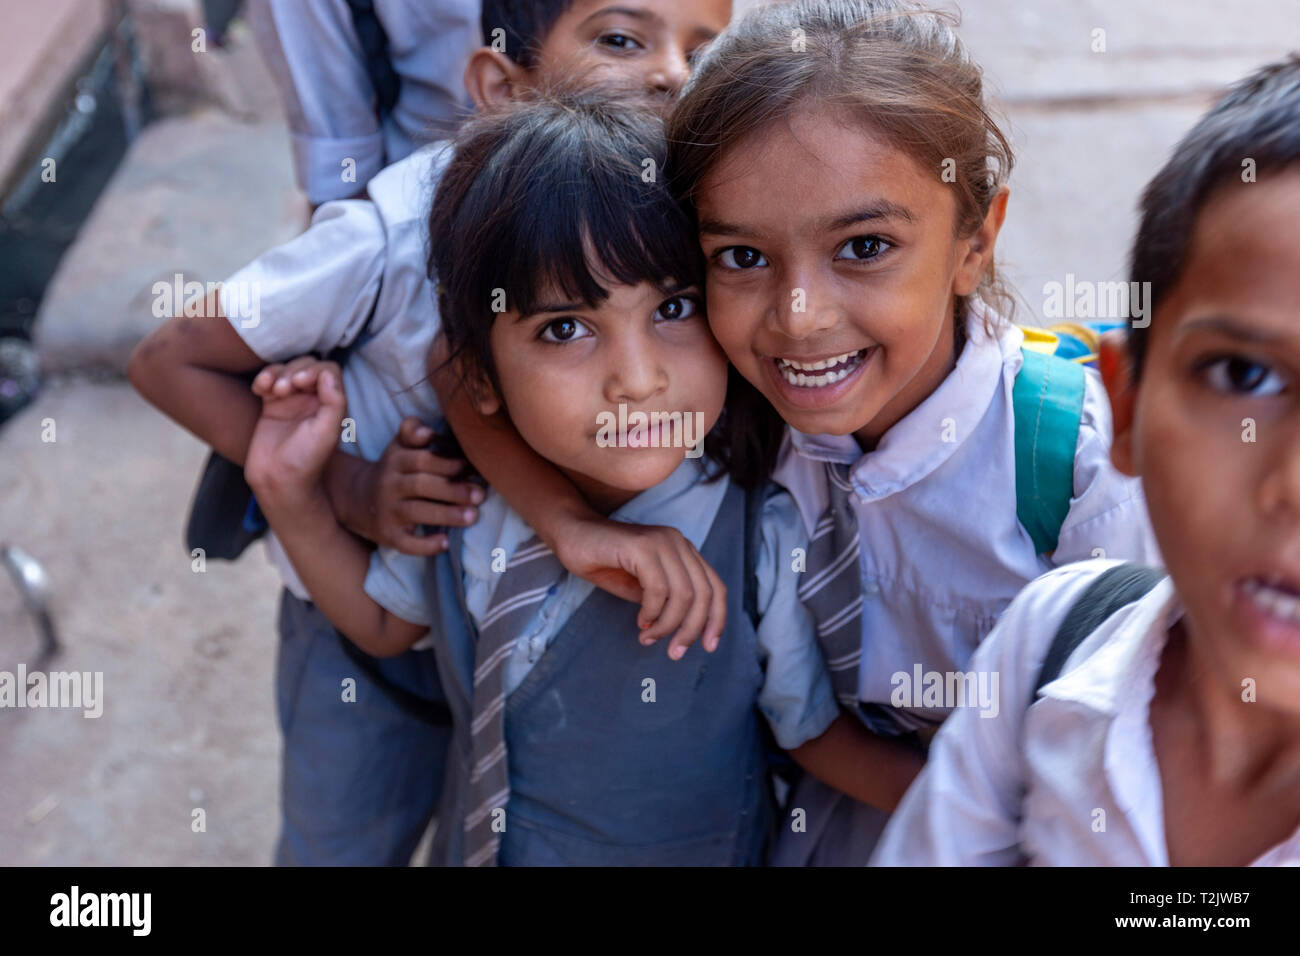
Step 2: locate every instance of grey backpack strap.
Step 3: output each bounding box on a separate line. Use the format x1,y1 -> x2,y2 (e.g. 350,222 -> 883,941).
1030,563 -> 1164,706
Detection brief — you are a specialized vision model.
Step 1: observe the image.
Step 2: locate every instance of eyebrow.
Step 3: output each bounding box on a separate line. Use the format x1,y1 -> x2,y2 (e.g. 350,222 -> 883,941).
515,300 -> 587,322
699,199 -> 917,238
1177,314 -> 1286,345
581,6 -> 662,29
516,280 -> 697,322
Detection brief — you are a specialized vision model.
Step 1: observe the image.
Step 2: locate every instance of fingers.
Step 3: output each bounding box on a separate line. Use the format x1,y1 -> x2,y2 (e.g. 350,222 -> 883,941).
252,363 -> 286,396
665,545 -> 727,658
397,499 -> 479,528
634,557 -> 672,642
400,471 -> 484,506
274,355 -> 325,396
315,362 -> 347,420
252,357 -> 331,398
627,532 -> 726,659
639,553 -> 694,657
701,559 -> 728,653
389,530 -> 451,558
393,449 -> 470,479
396,416 -> 435,450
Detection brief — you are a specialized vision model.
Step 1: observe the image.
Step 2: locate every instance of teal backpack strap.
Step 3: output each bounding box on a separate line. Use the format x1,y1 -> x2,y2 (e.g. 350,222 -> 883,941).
1012,346 -> 1087,555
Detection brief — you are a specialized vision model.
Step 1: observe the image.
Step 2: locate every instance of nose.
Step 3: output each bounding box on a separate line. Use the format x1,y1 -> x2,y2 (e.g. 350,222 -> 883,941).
645,46 -> 690,96
1255,416 -> 1300,520
768,266 -> 841,341
606,335 -> 670,406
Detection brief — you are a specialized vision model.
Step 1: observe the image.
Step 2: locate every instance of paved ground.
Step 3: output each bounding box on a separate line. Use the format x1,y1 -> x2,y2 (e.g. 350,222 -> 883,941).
2,1 -> 1298,866
0,378 -> 282,865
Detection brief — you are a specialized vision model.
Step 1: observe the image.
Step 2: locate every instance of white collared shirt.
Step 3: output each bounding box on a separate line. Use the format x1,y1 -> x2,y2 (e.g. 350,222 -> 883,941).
773,303 -> 1162,728
246,0 -> 479,203
223,143 -> 452,601
872,559 -> 1300,865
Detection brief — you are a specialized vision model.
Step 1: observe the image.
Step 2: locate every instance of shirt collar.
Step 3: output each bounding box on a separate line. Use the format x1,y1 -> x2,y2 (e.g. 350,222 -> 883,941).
786,300 -> 1021,502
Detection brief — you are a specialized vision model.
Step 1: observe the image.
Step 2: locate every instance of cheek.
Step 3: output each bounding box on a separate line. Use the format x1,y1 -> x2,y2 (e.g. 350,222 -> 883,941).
705,286 -> 759,360
492,350 -> 577,434
1135,381 -> 1246,568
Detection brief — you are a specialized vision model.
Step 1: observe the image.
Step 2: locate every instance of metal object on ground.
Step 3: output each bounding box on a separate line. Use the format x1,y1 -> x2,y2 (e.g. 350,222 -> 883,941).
1,544 -> 59,662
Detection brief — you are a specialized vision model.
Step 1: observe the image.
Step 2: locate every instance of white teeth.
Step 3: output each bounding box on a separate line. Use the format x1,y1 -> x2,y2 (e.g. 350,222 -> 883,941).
1247,579 -> 1300,623
778,350 -> 862,372
777,363 -> 856,388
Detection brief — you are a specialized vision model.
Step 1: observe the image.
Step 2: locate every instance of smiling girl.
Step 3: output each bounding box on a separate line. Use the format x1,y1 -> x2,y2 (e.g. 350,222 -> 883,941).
436,0 -> 1162,865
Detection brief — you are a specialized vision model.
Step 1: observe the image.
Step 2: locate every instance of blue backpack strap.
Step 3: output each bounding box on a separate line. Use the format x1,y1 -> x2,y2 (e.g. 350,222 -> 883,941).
1029,563 -> 1164,707
1012,342 -> 1087,555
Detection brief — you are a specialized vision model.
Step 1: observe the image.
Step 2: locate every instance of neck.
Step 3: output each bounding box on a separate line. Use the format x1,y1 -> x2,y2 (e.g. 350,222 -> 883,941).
1165,618 -> 1300,788
558,466 -> 643,516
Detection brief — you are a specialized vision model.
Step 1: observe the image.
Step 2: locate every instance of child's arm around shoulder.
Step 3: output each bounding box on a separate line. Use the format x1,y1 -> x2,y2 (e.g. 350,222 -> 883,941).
243,359 -> 428,656
870,562 -> 1111,865
429,334 -> 727,658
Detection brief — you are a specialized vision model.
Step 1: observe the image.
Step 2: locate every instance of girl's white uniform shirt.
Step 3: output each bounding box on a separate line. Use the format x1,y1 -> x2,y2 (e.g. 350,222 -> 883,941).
872,559 -> 1300,865
772,303 -> 1162,729
221,143 -> 452,608
246,0 -> 479,203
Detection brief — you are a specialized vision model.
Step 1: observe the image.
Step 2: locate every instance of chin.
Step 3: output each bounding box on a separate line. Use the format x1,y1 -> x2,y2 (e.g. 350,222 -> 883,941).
596,453 -> 689,492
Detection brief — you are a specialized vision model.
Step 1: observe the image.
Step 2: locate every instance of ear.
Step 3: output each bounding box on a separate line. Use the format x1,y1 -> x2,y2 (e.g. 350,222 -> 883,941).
463,48 -> 530,109
426,331 -> 503,416
953,185 -> 1010,297
1098,330 -> 1138,477
468,372 -> 502,417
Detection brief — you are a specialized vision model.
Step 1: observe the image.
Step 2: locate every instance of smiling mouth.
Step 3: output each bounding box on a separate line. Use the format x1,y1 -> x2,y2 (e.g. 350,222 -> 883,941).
1240,576 -> 1300,624
774,349 -> 870,388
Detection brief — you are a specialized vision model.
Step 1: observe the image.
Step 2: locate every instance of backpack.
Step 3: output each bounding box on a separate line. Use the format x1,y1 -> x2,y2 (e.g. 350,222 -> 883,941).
1029,562 -> 1165,706
1011,323 -> 1111,555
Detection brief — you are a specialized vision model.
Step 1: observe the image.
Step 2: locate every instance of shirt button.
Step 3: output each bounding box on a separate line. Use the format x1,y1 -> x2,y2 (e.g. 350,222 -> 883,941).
863,581 -> 880,597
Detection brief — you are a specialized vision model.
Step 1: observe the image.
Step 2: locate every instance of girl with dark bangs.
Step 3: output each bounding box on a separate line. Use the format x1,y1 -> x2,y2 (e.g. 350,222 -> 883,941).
239,87 -> 924,866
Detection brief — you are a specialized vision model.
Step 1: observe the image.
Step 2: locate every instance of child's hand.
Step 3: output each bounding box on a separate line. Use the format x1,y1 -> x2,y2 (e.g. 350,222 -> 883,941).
245,357 -> 347,510
364,416 -> 485,556
551,515 -> 727,660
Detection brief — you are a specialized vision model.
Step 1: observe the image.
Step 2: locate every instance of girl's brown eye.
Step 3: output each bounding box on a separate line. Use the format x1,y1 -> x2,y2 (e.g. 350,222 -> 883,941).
837,236 -> 889,261
539,317 -> 592,344
718,246 -> 766,270
599,33 -> 642,52
655,296 -> 698,322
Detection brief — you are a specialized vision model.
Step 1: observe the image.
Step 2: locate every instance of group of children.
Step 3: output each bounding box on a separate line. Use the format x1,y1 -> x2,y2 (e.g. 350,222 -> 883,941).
129,0 -> 1300,866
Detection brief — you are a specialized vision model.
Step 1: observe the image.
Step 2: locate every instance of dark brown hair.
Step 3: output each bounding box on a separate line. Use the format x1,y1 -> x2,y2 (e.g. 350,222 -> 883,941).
427,85 -> 780,487
479,0 -> 576,67
667,0 -> 1016,326
1127,54 -> 1300,378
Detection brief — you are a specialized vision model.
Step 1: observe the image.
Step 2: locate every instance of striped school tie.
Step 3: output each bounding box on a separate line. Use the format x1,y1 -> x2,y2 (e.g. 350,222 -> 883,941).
463,535 -> 564,867
798,461 -> 864,709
